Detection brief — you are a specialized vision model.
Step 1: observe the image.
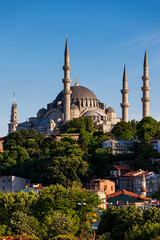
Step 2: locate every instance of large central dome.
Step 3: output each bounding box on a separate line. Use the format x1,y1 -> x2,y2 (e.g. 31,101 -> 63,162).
56,86 -> 97,101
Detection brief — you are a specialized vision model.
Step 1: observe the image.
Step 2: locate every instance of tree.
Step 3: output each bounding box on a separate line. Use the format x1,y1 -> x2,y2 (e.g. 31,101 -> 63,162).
90,148 -> 114,178
143,207 -> 160,223
133,143 -> 156,171
34,184 -> 100,238
113,205 -> 143,240
59,117 -> 97,133
47,154 -> 88,186
9,211 -> 40,238
111,121 -> 135,140
125,221 -> 160,240
98,205 -> 143,240
137,117 -> 159,142
100,233 -> 111,240
78,130 -> 93,152
0,191 -> 38,225
48,214 -> 72,238
51,235 -> 76,240
98,206 -> 121,238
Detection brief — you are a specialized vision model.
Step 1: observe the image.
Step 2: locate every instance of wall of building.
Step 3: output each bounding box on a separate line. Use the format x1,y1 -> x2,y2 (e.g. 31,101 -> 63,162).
0,139 -> 3,153
89,179 -> 115,194
0,176 -> 30,193
107,194 -> 140,205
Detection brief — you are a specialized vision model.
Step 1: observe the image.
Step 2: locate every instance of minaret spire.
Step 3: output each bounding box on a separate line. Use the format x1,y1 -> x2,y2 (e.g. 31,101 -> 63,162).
141,49 -> 150,118
62,37 -> 72,123
120,62 -> 130,122
8,93 -> 18,134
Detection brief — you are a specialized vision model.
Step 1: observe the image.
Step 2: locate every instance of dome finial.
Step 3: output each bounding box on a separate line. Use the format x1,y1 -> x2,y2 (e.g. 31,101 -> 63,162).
75,76 -> 79,86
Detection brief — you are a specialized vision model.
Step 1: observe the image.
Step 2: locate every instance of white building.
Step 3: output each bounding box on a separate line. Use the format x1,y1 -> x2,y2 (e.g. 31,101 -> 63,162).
150,137 -> 160,152
0,176 -> 30,193
102,139 -> 137,155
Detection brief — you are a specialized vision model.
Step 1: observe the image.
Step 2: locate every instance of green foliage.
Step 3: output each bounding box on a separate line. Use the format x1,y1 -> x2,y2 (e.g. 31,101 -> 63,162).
9,211 -> 39,237
0,130 -> 88,187
98,205 -> 143,240
98,206 -> 121,237
59,117 -> 97,133
90,148 -> 114,178
0,126 -> 112,185
143,207 -> 160,223
0,184 -> 100,239
111,121 -> 135,140
48,214 -> 72,238
133,143 -> 158,170
113,205 -> 143,240
125,221 -> 160,240
100,232 -> 111,240
137,117 -> 159,142
51,235 -> 76,240
98,206 -> 160,240
47,155 -> 88,187
78,130 -> 93,152
3,129 -> 43,150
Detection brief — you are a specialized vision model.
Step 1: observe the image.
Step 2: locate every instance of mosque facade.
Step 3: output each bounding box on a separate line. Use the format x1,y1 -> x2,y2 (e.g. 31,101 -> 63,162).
8,39 -> 150,135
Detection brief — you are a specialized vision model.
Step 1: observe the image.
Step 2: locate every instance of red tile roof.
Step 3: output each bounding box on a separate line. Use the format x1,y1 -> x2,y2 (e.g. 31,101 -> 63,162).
34,186 -> 44,190
122,171 -> 149,177
113,165 -> 131,170
106,189 -> 151,200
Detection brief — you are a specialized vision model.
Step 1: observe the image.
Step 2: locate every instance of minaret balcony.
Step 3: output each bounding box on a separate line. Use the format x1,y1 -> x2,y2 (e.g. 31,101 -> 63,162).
62,78 -> 72,84
141,87 -> 150,91
63,66 -> 71,71
142,76 -> 150,81
141,97 -> 151,102
121,89 -> 129,94
120,103 -> 130,108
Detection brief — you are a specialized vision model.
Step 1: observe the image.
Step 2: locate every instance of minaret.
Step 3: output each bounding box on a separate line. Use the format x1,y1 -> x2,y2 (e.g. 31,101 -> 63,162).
8,93 -> 18,134
141,49 -> 150,118
120,62 -> 130,122
141,172 -> 147,197
62,37 -> 72,123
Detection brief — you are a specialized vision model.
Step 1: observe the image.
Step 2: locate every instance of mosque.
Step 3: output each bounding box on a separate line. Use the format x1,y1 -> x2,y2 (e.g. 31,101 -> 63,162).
8,38 -> 150,135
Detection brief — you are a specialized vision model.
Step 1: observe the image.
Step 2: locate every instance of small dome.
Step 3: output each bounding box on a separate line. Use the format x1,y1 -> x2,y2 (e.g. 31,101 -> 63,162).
71,104 -> 79,110
38,108 -> 47,114
105,107 -> 116,113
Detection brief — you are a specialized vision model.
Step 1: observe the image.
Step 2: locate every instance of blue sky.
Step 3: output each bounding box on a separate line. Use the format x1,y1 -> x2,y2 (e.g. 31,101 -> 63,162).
0,0 -> 160,136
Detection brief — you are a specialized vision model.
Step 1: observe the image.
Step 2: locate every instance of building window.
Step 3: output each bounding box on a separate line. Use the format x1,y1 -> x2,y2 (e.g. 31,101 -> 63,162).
2,186 -> 5,190
111,186 -> 113,191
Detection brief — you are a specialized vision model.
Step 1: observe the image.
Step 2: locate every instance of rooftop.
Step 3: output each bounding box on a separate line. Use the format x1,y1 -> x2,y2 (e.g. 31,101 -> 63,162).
106,189 -> 151,200
122,170 -> 149,177
113,165 -> 131,170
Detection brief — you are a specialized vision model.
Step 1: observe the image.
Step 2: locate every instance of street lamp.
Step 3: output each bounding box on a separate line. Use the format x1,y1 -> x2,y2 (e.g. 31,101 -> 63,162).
77,202 -> 86,240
